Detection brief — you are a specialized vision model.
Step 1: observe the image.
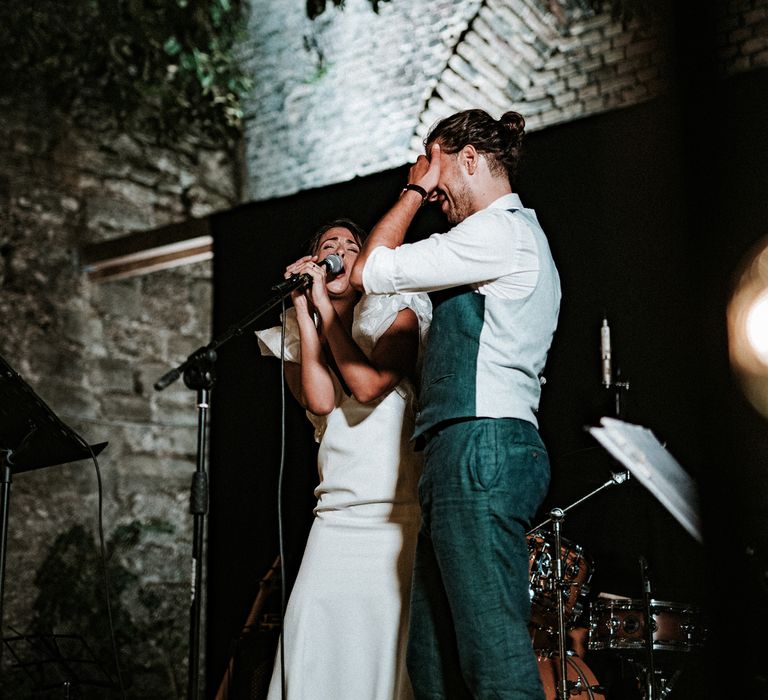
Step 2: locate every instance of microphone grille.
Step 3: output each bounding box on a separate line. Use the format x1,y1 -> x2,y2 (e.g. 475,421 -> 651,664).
324,253 -> 344,275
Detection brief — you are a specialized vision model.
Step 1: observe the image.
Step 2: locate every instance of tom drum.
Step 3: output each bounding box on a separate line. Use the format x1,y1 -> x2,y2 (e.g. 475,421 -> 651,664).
588,598 -> 705,653
528,534 -> 593,632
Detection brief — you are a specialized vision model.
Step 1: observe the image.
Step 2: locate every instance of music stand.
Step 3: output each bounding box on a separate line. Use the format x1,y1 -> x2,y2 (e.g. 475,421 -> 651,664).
588,417 -> 704,700
3,630 -> 115,695
588,417 -> 702,544
0,353 -> 107,647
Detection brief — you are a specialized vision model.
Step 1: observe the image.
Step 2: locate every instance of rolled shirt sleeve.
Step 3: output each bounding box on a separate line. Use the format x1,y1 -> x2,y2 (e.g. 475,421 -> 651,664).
362,203 -> 540,300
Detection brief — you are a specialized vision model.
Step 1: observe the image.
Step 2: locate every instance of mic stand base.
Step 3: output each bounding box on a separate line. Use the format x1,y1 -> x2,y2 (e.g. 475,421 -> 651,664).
0,453 -> 12,664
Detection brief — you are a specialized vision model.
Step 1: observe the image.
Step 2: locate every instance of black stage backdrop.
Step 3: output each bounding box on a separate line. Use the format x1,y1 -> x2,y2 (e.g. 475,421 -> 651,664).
208,69 -> 768,697
207,170 -> 449,697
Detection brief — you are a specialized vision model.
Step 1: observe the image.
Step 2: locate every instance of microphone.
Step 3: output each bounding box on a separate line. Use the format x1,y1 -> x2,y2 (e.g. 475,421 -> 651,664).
638,555 -> 652,593
610,470 -> 630,485
271,254 -> 344,294
600,316 -> 612,388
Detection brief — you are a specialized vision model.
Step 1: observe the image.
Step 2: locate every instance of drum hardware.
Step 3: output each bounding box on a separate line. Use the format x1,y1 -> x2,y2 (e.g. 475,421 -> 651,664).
654,668 -> 683,700
615,664 -> 681,700
536,649 -> 606,699
528,470 -> 630,699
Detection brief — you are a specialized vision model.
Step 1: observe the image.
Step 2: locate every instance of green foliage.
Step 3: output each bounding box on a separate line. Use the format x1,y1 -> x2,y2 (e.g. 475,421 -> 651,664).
0,0 -> 251,145
17,521 -> 188,699
0,0 -> 394,142
306,0 -> 388,20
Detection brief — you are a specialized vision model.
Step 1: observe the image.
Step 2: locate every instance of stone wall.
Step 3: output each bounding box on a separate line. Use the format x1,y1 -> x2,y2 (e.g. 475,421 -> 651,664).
1,0 -> 765,696
0,95 -> 238,697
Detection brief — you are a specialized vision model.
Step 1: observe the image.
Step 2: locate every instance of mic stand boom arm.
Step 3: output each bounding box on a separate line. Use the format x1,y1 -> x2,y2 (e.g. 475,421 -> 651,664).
153,277 -> 310,392
527,470 -> 630,535
153,281 -> 303,700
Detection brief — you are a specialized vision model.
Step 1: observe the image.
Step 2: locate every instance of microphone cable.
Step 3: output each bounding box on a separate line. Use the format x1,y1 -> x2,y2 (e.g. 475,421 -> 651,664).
13,409 -> 124,695
277,295 -> 288,700
78,435 -> 127,700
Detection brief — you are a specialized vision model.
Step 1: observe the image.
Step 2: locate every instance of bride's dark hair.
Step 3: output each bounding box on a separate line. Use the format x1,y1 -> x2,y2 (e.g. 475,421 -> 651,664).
306,218 -> 368,255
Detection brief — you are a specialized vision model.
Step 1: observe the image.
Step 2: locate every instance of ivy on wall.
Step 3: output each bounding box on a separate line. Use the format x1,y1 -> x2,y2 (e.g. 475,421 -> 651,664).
0,0 -> 399,143
0,0 -> 251,145
306,0 -> 389,20
1,522 -> 188,698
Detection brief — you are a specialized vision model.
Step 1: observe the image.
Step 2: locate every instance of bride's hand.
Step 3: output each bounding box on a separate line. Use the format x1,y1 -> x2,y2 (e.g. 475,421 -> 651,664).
285,256 -> 330,313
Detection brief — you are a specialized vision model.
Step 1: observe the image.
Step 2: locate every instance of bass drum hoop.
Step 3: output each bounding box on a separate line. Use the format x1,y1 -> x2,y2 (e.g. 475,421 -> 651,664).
536,650 -> 605,699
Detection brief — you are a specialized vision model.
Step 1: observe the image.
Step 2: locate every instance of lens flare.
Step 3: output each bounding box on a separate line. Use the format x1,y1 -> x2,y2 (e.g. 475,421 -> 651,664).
745,291 -> 768,366
728,236 -> 768,418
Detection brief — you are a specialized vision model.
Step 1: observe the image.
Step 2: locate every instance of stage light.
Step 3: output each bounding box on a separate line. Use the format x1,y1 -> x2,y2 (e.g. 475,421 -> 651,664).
728,235 -> 768,418
745,290 -> 768,366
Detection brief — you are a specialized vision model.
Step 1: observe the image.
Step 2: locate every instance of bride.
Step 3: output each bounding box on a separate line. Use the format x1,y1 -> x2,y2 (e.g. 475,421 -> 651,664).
256,219 -> 431,700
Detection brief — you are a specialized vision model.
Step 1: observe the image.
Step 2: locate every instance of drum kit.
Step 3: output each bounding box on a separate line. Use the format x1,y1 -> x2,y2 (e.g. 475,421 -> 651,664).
527,527 -> 706,699
525,449 -> 706,700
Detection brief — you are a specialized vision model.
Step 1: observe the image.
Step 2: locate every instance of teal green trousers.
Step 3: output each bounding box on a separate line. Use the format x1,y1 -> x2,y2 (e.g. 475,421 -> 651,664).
407,418 -> 550,699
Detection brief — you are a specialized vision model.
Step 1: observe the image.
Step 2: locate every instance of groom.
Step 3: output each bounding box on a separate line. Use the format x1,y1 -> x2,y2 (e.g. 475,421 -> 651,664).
351,109 -> 561,699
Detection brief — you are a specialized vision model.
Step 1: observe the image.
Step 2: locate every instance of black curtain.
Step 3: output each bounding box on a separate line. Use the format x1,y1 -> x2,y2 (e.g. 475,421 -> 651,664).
207,171 -> 447,696
208,66 -> 768,698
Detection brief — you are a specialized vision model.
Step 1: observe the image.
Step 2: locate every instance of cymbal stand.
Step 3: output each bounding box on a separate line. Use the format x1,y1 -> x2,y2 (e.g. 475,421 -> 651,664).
529,471 -> 630,699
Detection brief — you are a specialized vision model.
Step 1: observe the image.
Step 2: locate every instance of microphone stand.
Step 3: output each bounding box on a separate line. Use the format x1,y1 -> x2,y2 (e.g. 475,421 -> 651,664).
608,370 -> 630,420
154,276 -> 312,700
528,470 -> 630,699
600,316 -> 630,419
639,556 -> 656,700
551,508 -> 570,700
528,470 -> 630,535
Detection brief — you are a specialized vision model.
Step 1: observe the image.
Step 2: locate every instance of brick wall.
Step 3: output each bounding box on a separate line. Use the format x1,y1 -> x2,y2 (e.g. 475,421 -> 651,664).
717,0 -> 768,75
239,0 -> 483,200
240,0 -> 768,201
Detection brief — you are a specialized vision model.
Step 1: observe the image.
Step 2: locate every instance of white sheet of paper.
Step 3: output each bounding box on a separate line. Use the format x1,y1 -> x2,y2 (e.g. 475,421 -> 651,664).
588,417 -> 703,543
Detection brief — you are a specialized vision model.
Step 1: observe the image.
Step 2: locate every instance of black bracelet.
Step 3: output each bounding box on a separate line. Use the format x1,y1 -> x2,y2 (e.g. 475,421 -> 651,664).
401,183 -> 428,203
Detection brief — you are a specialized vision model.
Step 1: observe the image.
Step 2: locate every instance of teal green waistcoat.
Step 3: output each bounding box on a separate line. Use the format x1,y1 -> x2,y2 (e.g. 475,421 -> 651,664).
414,208 -> 561,438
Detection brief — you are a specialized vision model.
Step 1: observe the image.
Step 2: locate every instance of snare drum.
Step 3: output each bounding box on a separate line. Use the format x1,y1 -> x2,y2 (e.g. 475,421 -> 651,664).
528,534 -> 593,632
536,650 -> 606,699
588,598 -> 704,653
